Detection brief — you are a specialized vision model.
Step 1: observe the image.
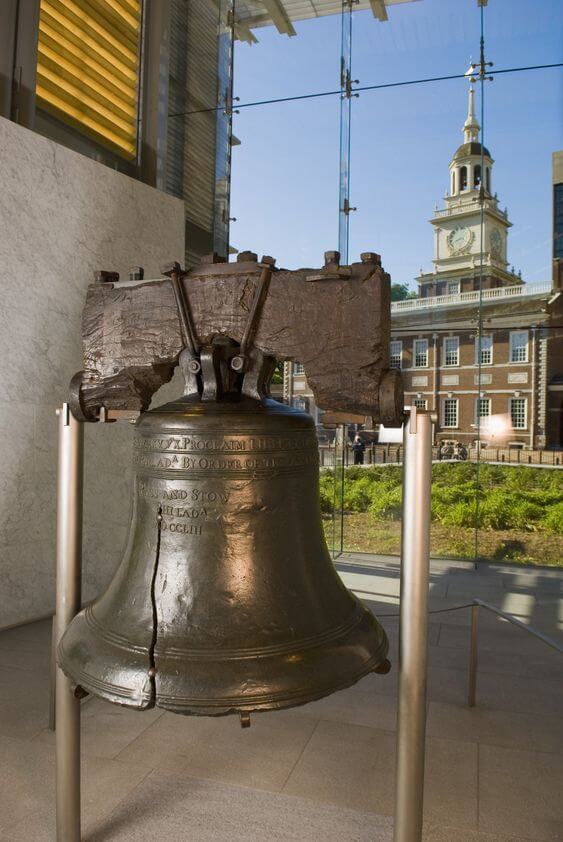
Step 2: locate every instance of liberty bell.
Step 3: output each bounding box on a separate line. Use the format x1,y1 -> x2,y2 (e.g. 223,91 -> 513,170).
59,256 -> 400,720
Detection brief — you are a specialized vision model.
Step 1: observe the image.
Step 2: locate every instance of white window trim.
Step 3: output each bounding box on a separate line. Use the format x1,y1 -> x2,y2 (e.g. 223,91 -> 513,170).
475,397 -> 491,424
443,336 -> 460,367
509,396 -> 527,430
413,398 -> 428,410
509,330 -> 529,364
475,335 -> 493,366
293,362 -> 305,376
442,398 -> 459,429
413,338 -> 429,368
390,340 -> 402,370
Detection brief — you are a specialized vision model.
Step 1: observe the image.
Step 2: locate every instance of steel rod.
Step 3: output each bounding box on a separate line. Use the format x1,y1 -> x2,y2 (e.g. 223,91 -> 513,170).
394,408 -> 434,842
468,603 -> 479,707
55,404 -> 84,842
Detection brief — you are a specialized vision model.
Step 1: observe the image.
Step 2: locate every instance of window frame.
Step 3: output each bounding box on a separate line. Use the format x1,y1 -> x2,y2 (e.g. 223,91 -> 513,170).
509,330 -> 529,364
442,398 -> 459,429
509,397 -> 527,430
475,334 -> 493,366
413,398 -> 428,410
390,340 -> 402,370
293,362 -> 305,376
443,336 -> 460,367
475,397 -> 491,423
413,338 -> 429,369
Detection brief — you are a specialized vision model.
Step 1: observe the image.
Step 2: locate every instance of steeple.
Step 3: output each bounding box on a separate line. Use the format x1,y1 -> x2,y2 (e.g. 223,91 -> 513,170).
463,78 -> 480,143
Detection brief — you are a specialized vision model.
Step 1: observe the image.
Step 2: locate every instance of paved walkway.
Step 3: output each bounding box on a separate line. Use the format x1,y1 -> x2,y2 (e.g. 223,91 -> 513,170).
0,556 -> 561,841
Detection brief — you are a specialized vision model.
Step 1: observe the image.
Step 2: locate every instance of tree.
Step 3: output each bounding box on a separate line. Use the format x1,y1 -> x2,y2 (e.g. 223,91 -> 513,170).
391,283 -> 417,302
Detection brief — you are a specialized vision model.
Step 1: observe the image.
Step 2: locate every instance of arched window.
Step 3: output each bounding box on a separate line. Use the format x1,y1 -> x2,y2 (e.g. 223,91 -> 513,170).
486,167 -> 491,193
460,166 -> 467,191
474,165 -> 481,188
451,171 -> 456,194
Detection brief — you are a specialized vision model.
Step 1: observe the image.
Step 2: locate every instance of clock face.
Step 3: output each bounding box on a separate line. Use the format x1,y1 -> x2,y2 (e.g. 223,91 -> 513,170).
490,228 -> 502,256
447,225 -> 472,254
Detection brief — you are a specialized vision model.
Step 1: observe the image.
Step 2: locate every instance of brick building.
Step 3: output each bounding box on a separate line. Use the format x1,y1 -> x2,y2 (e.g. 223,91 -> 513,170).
284,82 -> 563,450
392,81 -> 562,450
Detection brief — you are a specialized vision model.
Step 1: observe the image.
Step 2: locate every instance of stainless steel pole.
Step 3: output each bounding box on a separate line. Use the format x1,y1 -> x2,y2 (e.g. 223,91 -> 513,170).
468,603 -> 479,708
394,408 -> 434,842
55,403 -> 84,842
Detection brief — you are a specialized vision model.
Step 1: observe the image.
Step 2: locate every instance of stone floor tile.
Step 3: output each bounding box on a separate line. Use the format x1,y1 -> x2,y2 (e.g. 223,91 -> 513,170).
427,701 -> 563,755
34,696 -> 164,759
428,640 -> 561,682
0,735 -> 151,839
475,671 -> 563,716
116,708 -> 318,792
436,621 -> 562,657
479,744 -> 563,841
423,824 -> 534,841
85,769 -> 395,842
283,720 -> 478,828
282,720 -> 396,814
284,677 -> 398,731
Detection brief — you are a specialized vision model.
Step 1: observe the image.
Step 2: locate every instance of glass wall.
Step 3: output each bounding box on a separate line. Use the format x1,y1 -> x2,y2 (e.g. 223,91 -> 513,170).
229,0 -> 563,567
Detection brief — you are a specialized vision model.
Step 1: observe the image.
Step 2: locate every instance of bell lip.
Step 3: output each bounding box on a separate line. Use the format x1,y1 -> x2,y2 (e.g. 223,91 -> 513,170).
57,610 -> 389,717
152,637 -> 390,717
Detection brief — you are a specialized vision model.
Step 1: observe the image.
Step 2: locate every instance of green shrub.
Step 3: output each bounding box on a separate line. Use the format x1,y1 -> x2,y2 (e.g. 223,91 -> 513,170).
543,501 -> 563,533
369,486 -> 403,520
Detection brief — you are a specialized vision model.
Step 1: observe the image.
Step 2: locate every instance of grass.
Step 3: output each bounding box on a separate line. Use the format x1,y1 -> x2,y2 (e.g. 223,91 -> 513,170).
323,515 -> 563,567
320,463 -> 563,567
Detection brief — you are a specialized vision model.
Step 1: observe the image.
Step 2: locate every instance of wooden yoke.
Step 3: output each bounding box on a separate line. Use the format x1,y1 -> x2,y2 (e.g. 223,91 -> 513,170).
71,251 -> 403,424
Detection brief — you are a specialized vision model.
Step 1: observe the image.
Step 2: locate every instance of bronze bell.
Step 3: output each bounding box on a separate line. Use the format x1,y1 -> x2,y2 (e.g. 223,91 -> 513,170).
59,396 -> 389,717
60,265 -> 391,719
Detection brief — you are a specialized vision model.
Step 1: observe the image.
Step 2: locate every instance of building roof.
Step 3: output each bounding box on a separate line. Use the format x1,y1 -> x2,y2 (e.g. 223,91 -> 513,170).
451,141 -> 491,162
232,0 -> 419,41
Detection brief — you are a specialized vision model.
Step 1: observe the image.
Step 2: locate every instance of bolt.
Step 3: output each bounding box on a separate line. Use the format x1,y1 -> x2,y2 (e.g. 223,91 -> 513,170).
187,358 -> 201,374
237,251 -> 258,263
231,355 -> 246,372
324,250 -> 340,266
94,270 -> 119,284
161,261 -> 183,277
148,667 -> 157,679
360,252 -> 381,265
261,255 -> 276,267
129,266 -> 144,281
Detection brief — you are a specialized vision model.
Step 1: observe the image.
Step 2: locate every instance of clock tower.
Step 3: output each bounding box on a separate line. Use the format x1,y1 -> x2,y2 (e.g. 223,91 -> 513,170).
416,76 -> 518,297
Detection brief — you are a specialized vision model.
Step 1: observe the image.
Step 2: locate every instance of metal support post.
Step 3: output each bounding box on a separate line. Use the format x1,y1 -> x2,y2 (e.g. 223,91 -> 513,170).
468,603 -> 479,707
55,403 -> 84,842
394,408 -> 434,842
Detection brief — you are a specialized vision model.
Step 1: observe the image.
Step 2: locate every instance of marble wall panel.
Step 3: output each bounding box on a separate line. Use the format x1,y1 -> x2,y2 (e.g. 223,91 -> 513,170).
0,116 -> 185,628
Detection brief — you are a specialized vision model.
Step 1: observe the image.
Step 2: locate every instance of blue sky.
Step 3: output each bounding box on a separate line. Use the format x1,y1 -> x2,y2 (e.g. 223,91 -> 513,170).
230,0 -> 562,287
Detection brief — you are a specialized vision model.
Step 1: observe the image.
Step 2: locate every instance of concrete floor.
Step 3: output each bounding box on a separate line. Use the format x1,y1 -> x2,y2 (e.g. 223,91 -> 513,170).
0,555 -> 561,841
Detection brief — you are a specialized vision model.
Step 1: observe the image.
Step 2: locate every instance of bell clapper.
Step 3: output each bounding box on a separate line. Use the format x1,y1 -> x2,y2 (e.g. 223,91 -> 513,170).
240,713 -> 251,729
373,658 -> 392,675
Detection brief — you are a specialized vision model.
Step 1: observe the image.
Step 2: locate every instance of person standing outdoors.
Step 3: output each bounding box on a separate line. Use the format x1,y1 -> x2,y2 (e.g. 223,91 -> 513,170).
352,435 -> 366,465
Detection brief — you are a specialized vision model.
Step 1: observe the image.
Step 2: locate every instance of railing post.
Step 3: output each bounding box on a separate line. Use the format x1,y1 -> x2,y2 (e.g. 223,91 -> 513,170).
55,404 -> 84,842
468,603 -> 479,707
394,408 -> 434,842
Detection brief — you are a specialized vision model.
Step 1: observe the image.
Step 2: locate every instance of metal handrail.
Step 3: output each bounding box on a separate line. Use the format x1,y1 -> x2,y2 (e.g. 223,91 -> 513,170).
468,598 -> 562,707
348,585 -> 563,708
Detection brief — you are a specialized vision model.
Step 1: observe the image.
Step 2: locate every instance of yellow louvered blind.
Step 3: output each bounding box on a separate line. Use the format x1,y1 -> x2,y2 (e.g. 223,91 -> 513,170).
36,0 -> 142,160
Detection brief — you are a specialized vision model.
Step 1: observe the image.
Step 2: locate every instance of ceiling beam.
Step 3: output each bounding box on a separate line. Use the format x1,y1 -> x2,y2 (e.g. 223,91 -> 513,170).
259,0 -> 297,36
369,0 -> 388,21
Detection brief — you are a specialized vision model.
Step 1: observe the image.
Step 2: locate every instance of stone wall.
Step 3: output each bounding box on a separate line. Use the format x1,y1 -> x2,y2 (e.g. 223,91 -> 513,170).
0,116 -> 185,628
